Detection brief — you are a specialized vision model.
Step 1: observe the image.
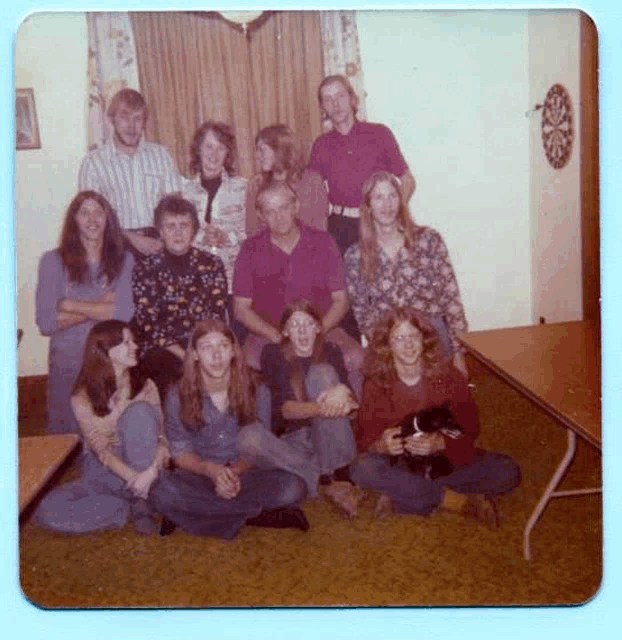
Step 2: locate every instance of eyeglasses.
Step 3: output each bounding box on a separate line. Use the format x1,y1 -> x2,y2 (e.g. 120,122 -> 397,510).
287,320 -> 318,331
390,333 -> 421,346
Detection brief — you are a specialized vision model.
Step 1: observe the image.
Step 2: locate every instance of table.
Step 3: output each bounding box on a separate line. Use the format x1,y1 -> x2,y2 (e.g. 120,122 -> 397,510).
19,434 -> 81,514
458,321 -> 601,560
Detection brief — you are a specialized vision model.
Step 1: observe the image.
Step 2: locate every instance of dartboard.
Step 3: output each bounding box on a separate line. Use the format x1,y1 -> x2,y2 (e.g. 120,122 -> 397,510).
541,83 -> 574,169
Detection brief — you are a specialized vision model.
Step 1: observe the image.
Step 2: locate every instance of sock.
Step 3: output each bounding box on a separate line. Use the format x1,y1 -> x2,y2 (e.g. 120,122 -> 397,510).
441,488 -> 469,512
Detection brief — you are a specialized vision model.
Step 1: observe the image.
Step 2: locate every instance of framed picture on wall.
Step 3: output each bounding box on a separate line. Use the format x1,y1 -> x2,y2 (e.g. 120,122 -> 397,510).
15,88 -> 41,150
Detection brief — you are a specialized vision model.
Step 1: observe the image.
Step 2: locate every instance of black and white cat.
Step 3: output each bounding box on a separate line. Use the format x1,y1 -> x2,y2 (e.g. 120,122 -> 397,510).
392,403 -> 463,479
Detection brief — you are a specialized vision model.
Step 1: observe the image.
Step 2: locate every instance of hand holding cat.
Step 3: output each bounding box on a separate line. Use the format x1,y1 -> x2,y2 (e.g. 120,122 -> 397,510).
404,432 -> 445,456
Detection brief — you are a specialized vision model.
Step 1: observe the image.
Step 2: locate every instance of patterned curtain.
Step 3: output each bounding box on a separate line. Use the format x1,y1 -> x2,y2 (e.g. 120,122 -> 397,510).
86,12 -> 141,151
319,10 -> 367,128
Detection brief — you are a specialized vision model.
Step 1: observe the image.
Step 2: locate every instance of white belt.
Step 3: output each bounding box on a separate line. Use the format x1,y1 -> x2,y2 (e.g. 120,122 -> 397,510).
330,204 -> 360,218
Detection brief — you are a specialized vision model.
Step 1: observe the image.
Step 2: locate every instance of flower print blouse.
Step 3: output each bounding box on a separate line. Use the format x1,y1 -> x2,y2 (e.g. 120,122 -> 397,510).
344,226 -> 468,351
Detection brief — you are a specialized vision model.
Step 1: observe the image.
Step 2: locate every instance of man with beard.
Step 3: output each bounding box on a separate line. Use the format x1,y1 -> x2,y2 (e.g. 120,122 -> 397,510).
79,88 -> 181,256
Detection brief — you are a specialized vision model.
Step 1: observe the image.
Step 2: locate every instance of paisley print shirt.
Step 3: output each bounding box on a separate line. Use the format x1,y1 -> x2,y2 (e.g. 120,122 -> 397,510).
344,226 -> 468,350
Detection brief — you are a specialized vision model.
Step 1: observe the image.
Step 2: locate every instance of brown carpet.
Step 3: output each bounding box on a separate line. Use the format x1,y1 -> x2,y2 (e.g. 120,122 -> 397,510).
18,358 -> 602,608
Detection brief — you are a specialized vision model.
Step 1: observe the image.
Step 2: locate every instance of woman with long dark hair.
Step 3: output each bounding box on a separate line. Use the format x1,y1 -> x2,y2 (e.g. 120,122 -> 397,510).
34,320 -> 169,534
344,171 -> 469,375
352,307 -> 520,523
35,190 -> 135,433
149,318 -> 309,538
238,299 -> 363,518
245,124 -> 328,236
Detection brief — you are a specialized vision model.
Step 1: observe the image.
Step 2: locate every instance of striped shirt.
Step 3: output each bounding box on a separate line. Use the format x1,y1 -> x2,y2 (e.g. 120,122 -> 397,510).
78,139 -> 181,229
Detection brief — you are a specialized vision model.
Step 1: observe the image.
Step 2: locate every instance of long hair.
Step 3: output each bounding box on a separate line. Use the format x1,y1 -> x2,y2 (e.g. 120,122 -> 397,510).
189,121 -> 237,176
255,124 -> 306,184
72,320 -> 142,417
58,190 -> 126,285
359,171 -> 420,282
179,319 -> 256,430
363,307 -> 445,390
278,299 -> 327,402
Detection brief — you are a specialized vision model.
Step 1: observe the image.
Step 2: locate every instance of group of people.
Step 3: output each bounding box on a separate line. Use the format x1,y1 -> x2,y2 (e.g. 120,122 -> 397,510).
33,75 -> 520,539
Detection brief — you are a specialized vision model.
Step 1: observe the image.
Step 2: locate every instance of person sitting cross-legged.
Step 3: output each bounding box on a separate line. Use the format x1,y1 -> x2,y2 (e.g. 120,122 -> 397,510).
149,319 -> 310,539
351,307 -> 521,525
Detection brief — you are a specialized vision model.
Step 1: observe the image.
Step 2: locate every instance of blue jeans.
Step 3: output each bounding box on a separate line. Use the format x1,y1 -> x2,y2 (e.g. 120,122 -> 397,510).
149,466 -> 306,539
351,450 -> 521,516
34,401 -> 161,533
238,364 -> 357,498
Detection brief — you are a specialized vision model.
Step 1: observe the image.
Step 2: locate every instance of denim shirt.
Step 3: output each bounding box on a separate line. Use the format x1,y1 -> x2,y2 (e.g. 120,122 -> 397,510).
164,384 -> 239,464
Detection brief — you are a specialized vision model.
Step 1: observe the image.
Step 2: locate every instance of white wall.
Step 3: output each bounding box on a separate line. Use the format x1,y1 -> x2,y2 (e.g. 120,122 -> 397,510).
15,10 -> 583,376
16,12 -> 88,375
528,11 -> 582,324
357,10 -> 532,332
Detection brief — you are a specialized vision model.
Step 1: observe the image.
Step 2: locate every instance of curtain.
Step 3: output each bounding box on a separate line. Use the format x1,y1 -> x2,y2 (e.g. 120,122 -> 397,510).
130,11 -> 324,178
319,11 -> 367,126
86,12 -> 141,151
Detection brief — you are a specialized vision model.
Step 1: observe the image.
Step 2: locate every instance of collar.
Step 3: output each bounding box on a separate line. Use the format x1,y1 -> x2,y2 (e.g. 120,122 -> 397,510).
105,136 -> 147,158
192,168 -> 232,185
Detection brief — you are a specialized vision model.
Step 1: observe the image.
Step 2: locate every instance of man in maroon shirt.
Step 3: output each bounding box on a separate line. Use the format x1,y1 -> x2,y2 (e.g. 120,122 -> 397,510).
232,181 -> 364,376
309,74 -> 416,254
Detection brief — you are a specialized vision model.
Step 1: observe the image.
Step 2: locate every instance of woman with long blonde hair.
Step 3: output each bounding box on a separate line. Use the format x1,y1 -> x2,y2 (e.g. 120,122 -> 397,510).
149,319 -> 309,538
344,171 -> 469,375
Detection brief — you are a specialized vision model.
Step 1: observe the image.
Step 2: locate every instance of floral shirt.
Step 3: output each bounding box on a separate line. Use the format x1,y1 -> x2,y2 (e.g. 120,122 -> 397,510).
344,226 -> 468,351
131,246 -> 227,356
182,171 -> 247,290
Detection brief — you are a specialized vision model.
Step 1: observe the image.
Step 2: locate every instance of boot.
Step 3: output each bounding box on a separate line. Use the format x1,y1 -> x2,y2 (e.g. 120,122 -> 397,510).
246,506 -> 310,532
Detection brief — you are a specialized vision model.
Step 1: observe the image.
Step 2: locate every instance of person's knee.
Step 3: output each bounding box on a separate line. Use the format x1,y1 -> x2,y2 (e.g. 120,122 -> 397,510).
497,455 -> 522,494
305,363 -> 340,398
278,471 -> 307,505
118,401 -> 160,433
255,384 -> 271,427
237,423 -> 267,457
349,454 -> 376,485
343,343 -> 365,374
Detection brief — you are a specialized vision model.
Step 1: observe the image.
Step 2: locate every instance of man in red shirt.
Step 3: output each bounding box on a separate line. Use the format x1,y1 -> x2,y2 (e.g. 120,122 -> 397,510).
233,181 -> 364,378
309,74 -> 416,254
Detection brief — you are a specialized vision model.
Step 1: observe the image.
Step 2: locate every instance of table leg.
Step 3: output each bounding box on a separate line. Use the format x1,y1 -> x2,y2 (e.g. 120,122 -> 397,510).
524,429 -> 577,561
523,429 -> 601,560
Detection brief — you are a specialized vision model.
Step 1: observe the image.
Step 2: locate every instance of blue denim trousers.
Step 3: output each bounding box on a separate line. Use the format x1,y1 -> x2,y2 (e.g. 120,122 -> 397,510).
351,449 -> 521,516
238,363 -> 357,498
34,401 -> 161,533
149,466 -> 306,539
